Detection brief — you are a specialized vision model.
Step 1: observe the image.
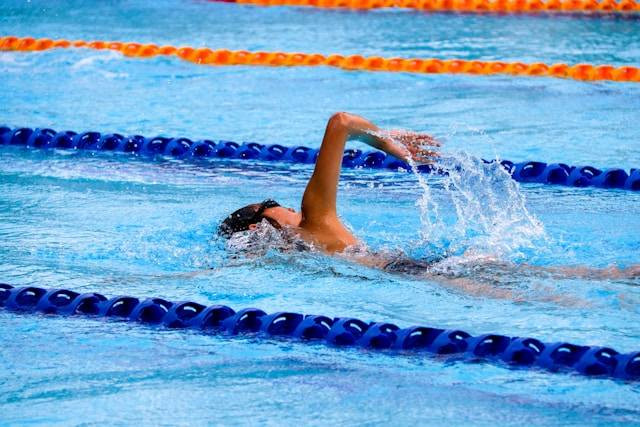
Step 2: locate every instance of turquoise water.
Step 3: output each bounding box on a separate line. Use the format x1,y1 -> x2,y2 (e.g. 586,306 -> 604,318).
1,1 -> 640,425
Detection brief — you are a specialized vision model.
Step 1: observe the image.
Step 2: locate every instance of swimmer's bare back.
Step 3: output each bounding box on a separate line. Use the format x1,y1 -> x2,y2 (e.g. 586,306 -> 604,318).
298,112 -> 439,253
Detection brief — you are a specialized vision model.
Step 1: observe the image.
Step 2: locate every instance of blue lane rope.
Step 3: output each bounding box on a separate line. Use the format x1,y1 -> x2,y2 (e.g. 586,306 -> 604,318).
1,283 -> 639,381
1,126 -> 639,191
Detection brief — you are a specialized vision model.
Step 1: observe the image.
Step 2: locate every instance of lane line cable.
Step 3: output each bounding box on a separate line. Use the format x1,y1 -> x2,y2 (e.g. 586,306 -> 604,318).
209,0 -> 640,15
1,36 -> 639,83
1,126 -> 639,190
1,284 -> 638,381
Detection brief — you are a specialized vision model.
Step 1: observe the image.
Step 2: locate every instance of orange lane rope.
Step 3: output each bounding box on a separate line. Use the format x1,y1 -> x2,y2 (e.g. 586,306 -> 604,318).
1,36 -> 638,83
229,0 -> 639,14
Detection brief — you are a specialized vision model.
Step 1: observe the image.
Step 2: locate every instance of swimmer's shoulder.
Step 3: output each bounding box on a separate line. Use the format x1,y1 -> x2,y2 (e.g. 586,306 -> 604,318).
297,218 -> 358,254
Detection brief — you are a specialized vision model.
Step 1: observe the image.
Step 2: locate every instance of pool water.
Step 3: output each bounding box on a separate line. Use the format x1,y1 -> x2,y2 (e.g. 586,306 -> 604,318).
1,0 -> 640,425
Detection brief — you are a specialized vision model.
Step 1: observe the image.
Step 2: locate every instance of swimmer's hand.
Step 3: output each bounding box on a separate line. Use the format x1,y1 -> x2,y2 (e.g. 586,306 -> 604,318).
381,130 -> 441,164
338,112 -> 440,164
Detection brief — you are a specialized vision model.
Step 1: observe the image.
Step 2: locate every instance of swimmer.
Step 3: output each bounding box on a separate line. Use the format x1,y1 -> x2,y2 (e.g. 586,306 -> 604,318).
218,112 -> 438,268
218,112 -> 639,301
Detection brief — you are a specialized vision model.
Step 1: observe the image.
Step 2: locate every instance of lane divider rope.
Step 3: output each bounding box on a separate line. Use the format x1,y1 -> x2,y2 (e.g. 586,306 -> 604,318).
1,284 -> 639,381
1,36 -> 639,83
2,127 -> 638,191
218,0 -> 640,14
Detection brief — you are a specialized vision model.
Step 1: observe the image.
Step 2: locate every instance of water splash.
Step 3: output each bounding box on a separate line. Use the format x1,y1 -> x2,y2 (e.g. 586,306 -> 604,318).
225,219 -> 313,257
381,130 -> 546,263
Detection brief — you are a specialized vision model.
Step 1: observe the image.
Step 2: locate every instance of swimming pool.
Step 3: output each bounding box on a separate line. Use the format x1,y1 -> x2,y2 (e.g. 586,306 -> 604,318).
1,0 -> 640,424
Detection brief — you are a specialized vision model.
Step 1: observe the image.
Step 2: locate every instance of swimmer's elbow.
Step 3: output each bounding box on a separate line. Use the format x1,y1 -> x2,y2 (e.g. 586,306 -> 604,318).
327,112 -> 375,141
328,112 -> 354,131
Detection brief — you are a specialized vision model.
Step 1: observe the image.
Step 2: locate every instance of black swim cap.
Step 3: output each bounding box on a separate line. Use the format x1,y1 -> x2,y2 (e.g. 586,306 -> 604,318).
218,199 -> 281,238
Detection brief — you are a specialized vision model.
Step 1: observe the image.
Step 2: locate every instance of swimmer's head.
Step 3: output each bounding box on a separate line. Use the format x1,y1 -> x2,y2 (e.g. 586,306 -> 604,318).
218,199 -> 302,239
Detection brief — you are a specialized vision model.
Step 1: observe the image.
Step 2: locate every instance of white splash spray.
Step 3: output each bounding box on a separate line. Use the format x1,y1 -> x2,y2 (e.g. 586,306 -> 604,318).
381,130 -> 546,262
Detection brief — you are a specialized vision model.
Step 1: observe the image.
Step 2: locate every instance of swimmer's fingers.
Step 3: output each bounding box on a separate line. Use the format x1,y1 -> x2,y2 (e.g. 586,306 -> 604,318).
405,137 -> 442,153
414,134 -> 441,147
401,132 -> 440,147
385,130 -> 441,149
406,140 -> 440,155
408,147 -> 439,163
383,130 -> 442,163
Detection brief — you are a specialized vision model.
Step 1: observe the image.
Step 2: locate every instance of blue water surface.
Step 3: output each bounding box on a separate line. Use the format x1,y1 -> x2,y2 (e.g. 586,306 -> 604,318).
1,1 -> 640,425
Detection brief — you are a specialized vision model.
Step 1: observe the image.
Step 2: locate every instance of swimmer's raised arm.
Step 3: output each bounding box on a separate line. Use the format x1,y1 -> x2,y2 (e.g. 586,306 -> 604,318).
301,112 -> 438,222
296,112 -> 440,252
349,119 -> 440,164
301,112 -> 354,225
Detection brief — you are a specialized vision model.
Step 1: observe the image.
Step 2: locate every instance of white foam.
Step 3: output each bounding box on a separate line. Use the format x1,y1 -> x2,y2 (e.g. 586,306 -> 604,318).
384,130 -> 547,264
